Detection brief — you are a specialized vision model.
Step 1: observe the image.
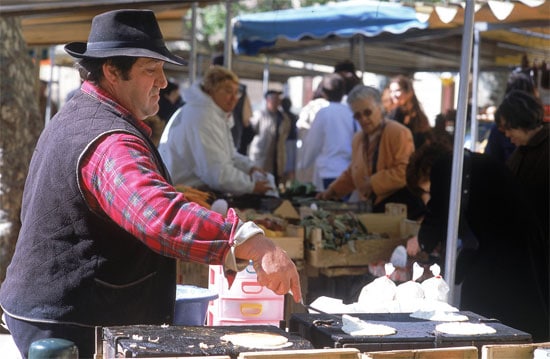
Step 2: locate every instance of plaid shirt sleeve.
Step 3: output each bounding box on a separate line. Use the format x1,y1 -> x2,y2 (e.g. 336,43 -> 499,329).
79,131 -> 239,265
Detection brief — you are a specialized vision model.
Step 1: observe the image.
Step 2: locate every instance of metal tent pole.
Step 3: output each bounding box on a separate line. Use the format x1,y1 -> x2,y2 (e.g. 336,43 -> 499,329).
263,59 -> 270,94
444,0 -> 475,305
224,0 -> 233,69
469,24 -> 481,152
45,46 -> 56,125
188,2 -> 198,84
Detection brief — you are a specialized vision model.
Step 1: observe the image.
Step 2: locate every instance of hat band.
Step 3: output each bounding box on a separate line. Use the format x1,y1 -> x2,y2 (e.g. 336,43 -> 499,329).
86,39 -> 166,51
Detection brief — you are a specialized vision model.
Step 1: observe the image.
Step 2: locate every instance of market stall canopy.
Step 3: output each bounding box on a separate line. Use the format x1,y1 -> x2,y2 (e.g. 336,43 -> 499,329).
233,0 -> 428,56
232,0 -> 549,75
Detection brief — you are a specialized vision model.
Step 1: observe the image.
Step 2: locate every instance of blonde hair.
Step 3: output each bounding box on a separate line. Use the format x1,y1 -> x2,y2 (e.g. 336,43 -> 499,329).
201,65 -> 239,94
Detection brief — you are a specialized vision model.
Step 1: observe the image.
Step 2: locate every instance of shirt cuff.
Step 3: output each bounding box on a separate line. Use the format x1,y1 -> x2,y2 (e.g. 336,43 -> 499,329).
223,220 -> 264,273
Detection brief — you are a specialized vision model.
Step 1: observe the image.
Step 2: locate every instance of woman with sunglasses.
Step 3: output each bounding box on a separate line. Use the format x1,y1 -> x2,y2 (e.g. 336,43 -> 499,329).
317,85 -> 424,218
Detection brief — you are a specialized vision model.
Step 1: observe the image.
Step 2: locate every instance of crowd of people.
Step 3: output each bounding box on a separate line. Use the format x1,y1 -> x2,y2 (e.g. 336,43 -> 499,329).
157,53 -> 550,342
4,8 -> 549,359
130,48 -> 550,337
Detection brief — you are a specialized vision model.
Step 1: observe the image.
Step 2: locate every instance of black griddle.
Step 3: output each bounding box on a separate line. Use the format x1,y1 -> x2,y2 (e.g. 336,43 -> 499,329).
289,311 -> 532,353
102,324 -> 313,358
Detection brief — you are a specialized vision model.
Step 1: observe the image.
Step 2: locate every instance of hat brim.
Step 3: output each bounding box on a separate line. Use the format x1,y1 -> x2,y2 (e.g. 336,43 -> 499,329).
64,42 -> 186,66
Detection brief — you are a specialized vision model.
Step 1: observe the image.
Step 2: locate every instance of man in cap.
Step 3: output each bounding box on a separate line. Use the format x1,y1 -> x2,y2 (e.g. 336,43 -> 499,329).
0,9 -> 301,358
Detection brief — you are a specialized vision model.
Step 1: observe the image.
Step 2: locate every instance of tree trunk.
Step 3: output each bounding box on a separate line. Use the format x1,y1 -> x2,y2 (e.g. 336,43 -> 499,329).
0,16 -> 43,286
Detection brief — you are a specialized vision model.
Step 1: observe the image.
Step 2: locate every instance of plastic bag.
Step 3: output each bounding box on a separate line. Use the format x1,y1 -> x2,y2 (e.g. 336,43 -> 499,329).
421,263 -> 449,303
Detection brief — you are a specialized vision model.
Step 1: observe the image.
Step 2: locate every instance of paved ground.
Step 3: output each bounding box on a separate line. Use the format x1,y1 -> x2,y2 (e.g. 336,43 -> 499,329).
0,334 -> 22,359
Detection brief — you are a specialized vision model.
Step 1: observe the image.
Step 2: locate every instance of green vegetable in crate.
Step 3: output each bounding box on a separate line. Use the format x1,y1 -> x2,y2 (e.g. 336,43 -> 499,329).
283,180 -> 317,197
301,209 -> 370,250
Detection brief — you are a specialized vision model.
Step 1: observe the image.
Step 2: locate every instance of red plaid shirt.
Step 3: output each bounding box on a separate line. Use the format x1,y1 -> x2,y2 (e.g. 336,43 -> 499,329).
79,82 -> 238,265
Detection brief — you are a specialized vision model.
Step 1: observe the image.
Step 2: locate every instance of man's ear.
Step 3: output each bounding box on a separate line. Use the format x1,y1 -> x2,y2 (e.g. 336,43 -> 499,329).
102,61 -> 120,84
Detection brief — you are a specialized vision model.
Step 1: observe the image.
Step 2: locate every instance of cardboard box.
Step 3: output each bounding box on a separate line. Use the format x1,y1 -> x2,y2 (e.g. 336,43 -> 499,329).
482,342 -> 550,359
305,208 -> 420,268
239,348 -> 360,359
362,346 -> 478,359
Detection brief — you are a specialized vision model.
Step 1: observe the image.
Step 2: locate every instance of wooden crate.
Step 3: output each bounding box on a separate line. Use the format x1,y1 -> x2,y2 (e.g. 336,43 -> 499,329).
305,207 -> 419,268
306,231 -> 408,268
362,346 -> 478,359
482,342 -> 550,359
239,348 -> 360,359
269,224 -> 304,260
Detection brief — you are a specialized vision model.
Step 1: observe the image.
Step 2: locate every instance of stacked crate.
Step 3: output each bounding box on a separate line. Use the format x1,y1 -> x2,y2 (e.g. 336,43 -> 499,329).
207,262 -> 285,326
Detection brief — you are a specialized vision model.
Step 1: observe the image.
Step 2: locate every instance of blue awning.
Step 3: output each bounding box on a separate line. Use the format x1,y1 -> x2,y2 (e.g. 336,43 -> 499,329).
233,0 -> 428,56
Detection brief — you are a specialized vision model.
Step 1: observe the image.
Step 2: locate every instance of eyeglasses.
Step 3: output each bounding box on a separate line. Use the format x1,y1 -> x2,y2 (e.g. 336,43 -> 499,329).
219,87 -> 242,98
353,108 -> 373,121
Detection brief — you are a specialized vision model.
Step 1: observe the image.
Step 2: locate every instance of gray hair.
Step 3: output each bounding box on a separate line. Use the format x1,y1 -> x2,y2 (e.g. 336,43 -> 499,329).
346,85 -> 381,106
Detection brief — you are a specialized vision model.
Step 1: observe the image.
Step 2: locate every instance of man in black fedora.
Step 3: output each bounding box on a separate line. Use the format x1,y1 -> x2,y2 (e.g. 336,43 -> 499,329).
0,9 -> 302,358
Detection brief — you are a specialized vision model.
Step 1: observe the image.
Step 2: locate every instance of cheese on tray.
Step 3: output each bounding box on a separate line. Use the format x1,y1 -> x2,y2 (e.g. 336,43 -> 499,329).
435,322 -> 496,335
220,332 -> 291,349
341,314 -> 397,336
410,309 -> 469,322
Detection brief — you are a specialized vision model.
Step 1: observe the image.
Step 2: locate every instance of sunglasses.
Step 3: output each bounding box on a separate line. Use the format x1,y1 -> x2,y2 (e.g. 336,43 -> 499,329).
353,108 -> 373,121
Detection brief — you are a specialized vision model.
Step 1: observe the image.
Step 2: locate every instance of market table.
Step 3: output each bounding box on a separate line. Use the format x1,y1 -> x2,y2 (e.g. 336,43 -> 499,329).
288,311 -> 531,353
100,324 -> 313,358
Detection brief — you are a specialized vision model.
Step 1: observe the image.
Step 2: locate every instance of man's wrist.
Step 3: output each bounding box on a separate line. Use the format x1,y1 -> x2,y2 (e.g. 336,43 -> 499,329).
224,220 -> 264,272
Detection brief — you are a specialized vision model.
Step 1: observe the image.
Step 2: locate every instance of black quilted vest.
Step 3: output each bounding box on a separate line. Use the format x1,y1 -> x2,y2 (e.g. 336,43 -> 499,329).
0,90 -> 176,327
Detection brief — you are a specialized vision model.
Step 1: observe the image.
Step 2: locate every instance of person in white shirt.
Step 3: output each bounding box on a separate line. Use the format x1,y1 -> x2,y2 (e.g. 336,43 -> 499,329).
158,66 -> 272,196
297,73 -> 357,191
295,82 -> 329,183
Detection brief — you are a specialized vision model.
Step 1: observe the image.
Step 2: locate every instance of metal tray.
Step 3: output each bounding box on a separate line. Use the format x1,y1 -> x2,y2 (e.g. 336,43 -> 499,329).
102,324 -> 313,358
288,311 -> 532,353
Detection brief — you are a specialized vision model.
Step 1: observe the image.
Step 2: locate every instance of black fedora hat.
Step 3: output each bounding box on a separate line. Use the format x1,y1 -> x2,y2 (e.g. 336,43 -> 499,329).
65,9 -> 186,66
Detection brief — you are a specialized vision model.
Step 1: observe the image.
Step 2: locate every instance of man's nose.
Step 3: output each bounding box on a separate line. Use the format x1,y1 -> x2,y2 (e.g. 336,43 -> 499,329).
157,70 -> 168,89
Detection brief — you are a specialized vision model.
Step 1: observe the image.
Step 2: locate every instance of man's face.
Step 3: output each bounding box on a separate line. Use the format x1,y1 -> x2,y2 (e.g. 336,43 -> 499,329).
266,94 -> 281,112
108,58 -> 167,120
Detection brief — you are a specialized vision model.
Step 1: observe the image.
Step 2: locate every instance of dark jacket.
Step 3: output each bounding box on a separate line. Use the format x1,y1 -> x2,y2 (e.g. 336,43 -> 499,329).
0,91 -> 176,327
419,151 -> 549,341
506,123 -> 549,241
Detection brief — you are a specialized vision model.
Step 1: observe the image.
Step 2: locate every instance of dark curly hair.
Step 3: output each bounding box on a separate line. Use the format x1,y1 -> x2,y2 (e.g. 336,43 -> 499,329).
406,140 -> 453,198
497,89 -> 544,131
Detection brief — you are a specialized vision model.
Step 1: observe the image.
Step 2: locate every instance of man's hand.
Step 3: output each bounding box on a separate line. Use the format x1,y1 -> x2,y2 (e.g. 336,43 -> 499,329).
252,180 -> 273,195
234,234 -> 302,303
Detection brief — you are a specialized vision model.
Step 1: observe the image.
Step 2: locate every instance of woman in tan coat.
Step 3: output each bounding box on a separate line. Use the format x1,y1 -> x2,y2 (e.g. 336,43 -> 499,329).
318,85 -> 424,218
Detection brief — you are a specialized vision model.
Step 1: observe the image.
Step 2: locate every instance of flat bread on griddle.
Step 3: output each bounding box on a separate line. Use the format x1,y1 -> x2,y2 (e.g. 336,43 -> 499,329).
435,322 -> 496,335
220,332 -> 291,349
341,314 -> 396,336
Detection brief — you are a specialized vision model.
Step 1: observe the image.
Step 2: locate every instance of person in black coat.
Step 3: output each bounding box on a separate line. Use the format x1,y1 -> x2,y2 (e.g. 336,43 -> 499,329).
406,141 -> 549,342
498,89 -> 549,244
